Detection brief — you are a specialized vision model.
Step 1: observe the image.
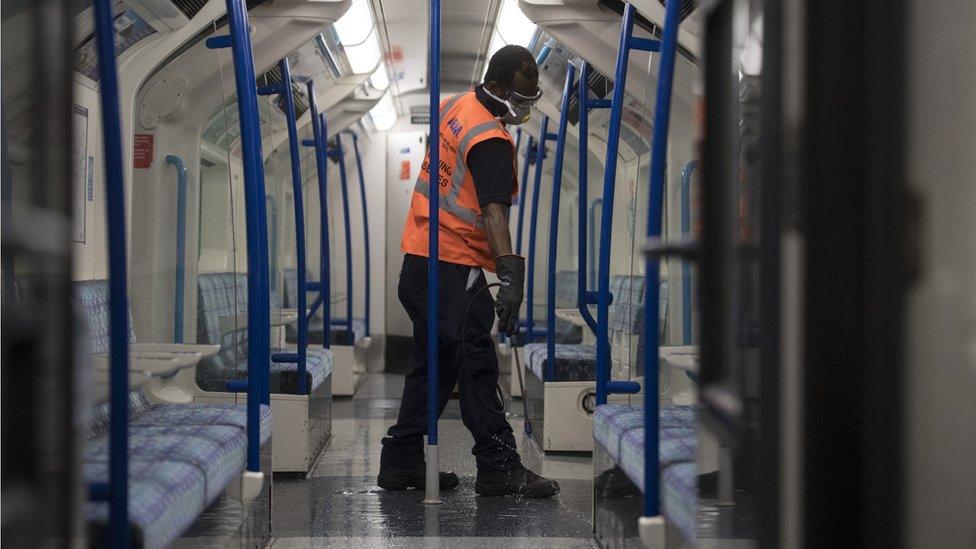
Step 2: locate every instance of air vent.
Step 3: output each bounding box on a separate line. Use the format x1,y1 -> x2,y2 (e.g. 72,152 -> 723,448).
568,68 -> 613,126
657,0 -> 697,23
172,0 -> 208,20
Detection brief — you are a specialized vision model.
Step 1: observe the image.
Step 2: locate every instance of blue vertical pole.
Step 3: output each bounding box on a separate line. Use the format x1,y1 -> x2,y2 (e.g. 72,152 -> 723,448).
425,0 -> 442,505
261,58 -> 308,394
595,3 -> 637,406
588,199 -> 602,290
545,65 -> 576,381
348,132 -> 371,337
210,0 -> 272,464
514,136 -> 534,256
92,0 -> 129,544
525,117 -> 550,342
334,136 -> 354,341
166,154 -> 188,343
576,62 -> 598,334
643,0 -> 681,519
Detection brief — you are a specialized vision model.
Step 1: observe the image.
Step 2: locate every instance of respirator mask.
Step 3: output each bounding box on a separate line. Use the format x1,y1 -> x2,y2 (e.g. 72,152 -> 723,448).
483,85 -> 543,125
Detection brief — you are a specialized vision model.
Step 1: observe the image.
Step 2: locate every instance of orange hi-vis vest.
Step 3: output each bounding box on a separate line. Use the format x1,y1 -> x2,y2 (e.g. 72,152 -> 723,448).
400,90 -> 518,273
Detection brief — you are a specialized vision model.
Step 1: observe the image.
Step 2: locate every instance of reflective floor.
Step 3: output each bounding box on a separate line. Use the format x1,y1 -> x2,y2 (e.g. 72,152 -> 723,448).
269,373 -> 596,548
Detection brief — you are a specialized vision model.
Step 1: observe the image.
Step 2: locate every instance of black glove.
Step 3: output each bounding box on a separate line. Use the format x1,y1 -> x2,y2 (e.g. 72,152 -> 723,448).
493,254 -> 525,336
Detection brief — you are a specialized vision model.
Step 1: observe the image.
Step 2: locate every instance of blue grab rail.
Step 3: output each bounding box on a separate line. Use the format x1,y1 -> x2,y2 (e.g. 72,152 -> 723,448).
207,0 -> 272,466
576,60 -> 607,335
524,117 -> 558,342
347,131 -> 371,337
594,3 -> 660,406
544,64 -> 577,381
334,135 -> 354,342
587,198 -> 603,292
92,0 -> 130,544
304,85 -> 332,350
425,0 -> 442,504
642,0 -> 682,519
514,135 -> 535,256
259,58 -> 308,394
165,154 -> 188,343
679,160 -> 696,345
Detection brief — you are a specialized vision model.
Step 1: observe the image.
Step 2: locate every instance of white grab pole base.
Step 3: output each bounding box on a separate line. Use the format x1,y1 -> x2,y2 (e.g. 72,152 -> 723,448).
638,515 -> 666,549
228,471 -> 264,504
423,439 -> 442,504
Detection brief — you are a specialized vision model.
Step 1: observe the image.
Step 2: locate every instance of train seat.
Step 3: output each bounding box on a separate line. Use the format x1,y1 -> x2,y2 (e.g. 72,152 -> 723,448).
196,272 -> 333,394
592,403 -> 698,543
523,342 -> 597,381
71,279 -> 272,548
83,458 -> 205,549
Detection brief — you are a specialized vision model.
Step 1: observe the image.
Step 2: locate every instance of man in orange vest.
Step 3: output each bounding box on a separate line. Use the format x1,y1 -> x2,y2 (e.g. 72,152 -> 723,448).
378,45 -> 559,498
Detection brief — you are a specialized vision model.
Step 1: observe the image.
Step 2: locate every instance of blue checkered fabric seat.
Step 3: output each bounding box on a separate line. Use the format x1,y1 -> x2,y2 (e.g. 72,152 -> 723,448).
522,342 -> 596,382
593,403 -> 697,543
196,272 -> 333,393
593,404 -> 696,462
74,278 -> 272,548
661,462 -> 697,542
84,459 -> 205,549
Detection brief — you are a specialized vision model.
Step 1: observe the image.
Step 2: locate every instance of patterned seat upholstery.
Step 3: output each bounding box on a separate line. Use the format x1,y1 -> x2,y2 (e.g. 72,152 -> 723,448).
593,402 -> 697,543
661,462 -> 697,542
84,459 -> 206,549
75,278 -> 271,548
84,424 -> 246,504
522,342 -> 596,382
593,404 -> 696,461
196,272 -> 333,393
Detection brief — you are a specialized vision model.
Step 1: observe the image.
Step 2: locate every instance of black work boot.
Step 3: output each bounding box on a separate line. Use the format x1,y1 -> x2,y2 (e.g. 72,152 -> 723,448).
377,462 -> 460,491
475,465 -> 560,498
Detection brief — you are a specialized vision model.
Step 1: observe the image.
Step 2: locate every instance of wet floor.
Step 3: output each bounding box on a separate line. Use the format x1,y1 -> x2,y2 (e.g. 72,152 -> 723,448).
269,373 -> 597,548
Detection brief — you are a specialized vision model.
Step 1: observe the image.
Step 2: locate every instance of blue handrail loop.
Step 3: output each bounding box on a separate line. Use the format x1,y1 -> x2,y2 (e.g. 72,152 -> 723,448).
166,154 -> 188,344
594,2 -> 661,406
544,64 -> 577,381
259,58 -> 309,394
334,135 -> 355,342
523,116 -> 555,343
425,0 -> 442,505
642,0 -> 682,519
92,0 -> 131,544
576,61 -> 608,336
346,131 -> 371,337
514,135 -> 535,257
304,84 -> 332,350
208,0 -> 273,467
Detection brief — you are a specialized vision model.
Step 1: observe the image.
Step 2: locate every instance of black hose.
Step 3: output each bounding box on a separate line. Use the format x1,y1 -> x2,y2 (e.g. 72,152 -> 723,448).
456,281 -> 509,416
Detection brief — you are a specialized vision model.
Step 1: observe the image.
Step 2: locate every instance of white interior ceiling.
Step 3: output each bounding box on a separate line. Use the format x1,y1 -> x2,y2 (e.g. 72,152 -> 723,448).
371,0 -> 503,98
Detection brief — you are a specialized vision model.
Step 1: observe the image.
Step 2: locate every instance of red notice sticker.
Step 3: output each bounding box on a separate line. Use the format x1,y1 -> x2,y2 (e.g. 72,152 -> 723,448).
400,160 -> 411,181
133,133 -> 154,169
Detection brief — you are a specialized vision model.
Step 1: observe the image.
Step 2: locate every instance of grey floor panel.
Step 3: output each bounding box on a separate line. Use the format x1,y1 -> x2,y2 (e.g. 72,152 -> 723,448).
272,373 -> 596,547
270,536 -> 596,548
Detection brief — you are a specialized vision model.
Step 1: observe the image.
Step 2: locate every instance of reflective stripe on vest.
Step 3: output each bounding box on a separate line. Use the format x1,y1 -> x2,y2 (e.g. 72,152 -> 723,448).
413,118 -> 503,229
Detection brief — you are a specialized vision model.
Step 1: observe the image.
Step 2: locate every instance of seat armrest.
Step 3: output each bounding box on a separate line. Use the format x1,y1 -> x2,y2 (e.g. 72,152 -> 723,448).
90,351 -> 198,374
660,345 -> 699,373
130,342 -> 220,359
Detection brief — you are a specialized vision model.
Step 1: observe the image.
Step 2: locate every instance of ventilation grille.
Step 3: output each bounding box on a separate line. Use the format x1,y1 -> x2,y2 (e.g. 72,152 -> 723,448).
657,0 -> 698,23
567,68 -> 613,126
256,63 -> 310,120
172,0 -> 208,20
